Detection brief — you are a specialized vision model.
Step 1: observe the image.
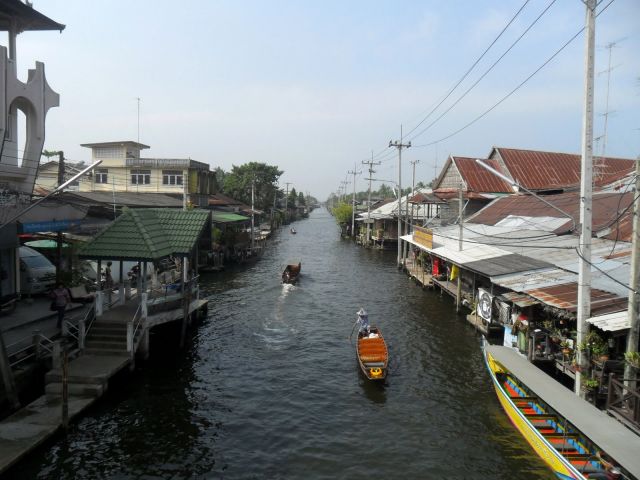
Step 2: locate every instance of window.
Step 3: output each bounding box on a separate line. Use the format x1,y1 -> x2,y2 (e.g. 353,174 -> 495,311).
95,147 -> 124,159
95,168 -> 108,184
131,169 -> 151,185
162,170 -> 183,186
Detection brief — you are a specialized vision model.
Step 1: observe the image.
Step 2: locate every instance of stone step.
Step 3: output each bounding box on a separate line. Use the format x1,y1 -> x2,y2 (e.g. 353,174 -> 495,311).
83,348 -> 131,357
91,324 -> 128,333
45,382 -> 104,398
45,370 -> 107,384
86,333 -> 127,342
85,340 -> 128,351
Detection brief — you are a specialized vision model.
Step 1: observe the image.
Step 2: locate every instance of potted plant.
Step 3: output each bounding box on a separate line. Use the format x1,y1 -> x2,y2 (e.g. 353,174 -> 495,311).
579,331 -> 609,361
624,351 -> 640,370
581,374 -> 599,391
560,340 -> 572,356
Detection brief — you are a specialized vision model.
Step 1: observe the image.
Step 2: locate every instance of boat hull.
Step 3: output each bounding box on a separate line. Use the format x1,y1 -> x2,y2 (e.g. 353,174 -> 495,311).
357,328 -> 388,381
484,350 -> 588,480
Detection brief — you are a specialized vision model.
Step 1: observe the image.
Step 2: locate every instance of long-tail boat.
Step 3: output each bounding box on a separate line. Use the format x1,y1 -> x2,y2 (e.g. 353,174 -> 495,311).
483,341 -> 639,480
281,261 -> 301,284
357,326 -> 388,380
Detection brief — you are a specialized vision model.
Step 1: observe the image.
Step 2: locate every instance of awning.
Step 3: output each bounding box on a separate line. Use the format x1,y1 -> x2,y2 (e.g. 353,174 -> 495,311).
211,212 -> 249,223
586,310 -> 630,332
498,291 -> 540,308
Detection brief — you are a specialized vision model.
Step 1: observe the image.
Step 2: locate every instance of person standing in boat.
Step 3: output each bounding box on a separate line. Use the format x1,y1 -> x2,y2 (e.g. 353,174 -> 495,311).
356,308 -> 370,336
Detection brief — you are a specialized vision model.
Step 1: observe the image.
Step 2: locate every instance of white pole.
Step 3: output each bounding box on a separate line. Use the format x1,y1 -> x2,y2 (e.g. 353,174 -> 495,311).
625,158 -> 640,386
575,0 -> 595,396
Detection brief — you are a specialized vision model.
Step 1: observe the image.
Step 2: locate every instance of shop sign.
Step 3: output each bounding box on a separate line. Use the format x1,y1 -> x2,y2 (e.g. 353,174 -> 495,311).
413,226 -> 433,249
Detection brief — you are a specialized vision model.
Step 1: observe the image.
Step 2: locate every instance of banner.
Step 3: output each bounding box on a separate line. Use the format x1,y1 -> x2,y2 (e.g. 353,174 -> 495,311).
477,288 -> 493,322
413,226 -> 433,249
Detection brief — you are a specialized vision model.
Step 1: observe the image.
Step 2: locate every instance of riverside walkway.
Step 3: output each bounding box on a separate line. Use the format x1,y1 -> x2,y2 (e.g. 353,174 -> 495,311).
0,292 -> 207,475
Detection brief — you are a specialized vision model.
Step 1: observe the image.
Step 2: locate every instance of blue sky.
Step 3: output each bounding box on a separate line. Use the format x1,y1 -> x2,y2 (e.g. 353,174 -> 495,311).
9,0 -> 640,199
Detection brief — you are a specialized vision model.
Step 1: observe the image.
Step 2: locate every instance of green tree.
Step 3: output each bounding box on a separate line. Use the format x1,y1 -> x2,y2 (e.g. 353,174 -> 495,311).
377,184 -> 392,198
332,203 -> 352,224
288,187 -> 297,206
298,191 -> 306,206
222,162 -> 283,211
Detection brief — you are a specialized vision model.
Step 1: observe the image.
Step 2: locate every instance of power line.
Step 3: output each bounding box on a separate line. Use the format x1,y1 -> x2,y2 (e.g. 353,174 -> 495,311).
406,0 -> 558,144
404,0 -> 533,140
411,0 -> 617,148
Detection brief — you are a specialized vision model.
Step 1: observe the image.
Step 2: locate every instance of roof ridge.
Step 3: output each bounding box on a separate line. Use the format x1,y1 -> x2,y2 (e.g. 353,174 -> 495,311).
130,209 -> 163,257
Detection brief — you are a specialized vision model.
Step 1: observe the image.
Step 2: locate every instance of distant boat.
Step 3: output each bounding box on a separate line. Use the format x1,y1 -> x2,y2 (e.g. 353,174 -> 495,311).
357,326 -> 388,380
483,340 -> 637,480
290,228 -> 297,234
282,261 -> 301,284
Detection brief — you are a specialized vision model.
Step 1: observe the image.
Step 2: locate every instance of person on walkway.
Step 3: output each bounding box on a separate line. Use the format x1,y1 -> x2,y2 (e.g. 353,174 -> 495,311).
50,283 -> 71,329
104,261 -> 113,289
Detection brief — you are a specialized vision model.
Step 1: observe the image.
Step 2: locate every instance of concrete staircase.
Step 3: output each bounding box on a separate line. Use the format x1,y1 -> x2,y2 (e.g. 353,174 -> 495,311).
44,305 -> 139,399
84,320 -> 129,356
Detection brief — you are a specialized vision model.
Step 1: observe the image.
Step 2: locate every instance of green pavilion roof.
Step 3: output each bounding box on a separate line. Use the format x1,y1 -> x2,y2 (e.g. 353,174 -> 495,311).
79,209 -> 210,261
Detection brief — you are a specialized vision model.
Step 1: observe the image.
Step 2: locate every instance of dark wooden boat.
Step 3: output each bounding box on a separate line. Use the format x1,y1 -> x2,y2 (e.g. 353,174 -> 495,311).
357,327 -> 388,380
282,262 -> 301,284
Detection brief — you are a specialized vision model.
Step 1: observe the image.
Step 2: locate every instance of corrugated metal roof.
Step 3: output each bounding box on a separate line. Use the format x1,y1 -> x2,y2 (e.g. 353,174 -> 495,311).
467,190 -> 635,241
587,311 -> 630,331
525,283 -> 627,316
492,147 -> 635,191
453,157 -> 514,193
464,254 -> 552,276
498,292 -> 539,307
60,191 -> 183,208
212,212 -> 249,223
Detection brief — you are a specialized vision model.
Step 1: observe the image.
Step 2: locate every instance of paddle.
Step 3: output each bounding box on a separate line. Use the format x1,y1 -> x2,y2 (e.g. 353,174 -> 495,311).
349,319 -> 359,344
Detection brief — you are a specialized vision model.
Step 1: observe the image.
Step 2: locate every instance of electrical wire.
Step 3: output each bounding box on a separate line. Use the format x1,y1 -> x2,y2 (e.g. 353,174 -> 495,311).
367,0 -> 532,162
411,0 -> 617,148
575,246 -> 637,294
406,0 -> 557,144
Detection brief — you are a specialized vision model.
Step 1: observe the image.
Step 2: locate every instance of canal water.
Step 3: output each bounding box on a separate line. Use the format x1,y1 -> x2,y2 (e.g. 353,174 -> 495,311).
10,208 -> 552,479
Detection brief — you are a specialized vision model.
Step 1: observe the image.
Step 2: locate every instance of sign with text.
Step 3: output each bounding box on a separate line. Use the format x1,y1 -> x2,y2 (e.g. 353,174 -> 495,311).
21,219 -> 81,233
413,226 -> 433,249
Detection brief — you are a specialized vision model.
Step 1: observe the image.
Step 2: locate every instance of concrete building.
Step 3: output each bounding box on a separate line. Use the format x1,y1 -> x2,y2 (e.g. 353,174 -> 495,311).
79,141 -> 216,207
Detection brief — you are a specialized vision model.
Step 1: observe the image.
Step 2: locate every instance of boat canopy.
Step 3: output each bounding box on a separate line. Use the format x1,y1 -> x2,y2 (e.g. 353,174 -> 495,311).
486,344 -> 640,478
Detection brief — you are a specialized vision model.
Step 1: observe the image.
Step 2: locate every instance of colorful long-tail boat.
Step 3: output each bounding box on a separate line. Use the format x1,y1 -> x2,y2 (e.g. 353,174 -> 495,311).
483,341 -> 640,480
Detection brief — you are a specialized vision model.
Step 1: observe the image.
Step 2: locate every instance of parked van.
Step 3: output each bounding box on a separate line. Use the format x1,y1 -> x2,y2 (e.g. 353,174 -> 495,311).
19,246 -> 57,295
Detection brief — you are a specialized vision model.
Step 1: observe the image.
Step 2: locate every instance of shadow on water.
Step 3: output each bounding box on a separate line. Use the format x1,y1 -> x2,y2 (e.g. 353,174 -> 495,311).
358,370 -> 388,405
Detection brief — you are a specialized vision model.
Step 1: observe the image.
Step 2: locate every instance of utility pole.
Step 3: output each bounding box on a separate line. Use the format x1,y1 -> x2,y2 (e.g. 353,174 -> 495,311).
251,179 -> 255,251
576,0 -> 596,396
456,183 -> 463,312
56,151 -> 65,284
285,182 -> 291,224
389,126 -> 411,267
625,157 -> 640,386
136,97 -> 141,144
407,159 -> 420,260
348,164 -> 361,239
362,152 -> 381,247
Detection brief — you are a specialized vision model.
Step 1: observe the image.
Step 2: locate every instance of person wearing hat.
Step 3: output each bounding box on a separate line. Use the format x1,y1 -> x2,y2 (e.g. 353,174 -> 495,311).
356,308 -> 370,336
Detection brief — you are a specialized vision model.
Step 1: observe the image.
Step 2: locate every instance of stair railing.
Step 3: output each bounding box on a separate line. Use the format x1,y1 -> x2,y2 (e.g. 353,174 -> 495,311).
7,331 -> 56,369
77,303 -> 96,351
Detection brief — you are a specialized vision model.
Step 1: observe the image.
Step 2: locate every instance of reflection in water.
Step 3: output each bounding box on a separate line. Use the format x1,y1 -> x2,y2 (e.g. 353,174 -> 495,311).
9,209 -> 553,480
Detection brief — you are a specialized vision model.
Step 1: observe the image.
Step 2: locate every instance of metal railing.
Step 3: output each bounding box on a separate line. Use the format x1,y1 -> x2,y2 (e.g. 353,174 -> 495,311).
127,303 -> 143,357
7,331 -> 56,369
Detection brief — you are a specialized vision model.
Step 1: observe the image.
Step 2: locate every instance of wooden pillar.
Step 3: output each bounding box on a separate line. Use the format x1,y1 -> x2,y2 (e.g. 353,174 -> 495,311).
119,259 -> 125,305
180,255 -> 190,348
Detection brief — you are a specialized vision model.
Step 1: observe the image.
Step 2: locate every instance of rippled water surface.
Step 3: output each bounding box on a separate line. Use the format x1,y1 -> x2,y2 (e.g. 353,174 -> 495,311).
11,208 -> 552,479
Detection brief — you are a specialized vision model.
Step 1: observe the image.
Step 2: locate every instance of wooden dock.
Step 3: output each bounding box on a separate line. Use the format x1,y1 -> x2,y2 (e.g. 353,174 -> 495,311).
404,260 -> 433,288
